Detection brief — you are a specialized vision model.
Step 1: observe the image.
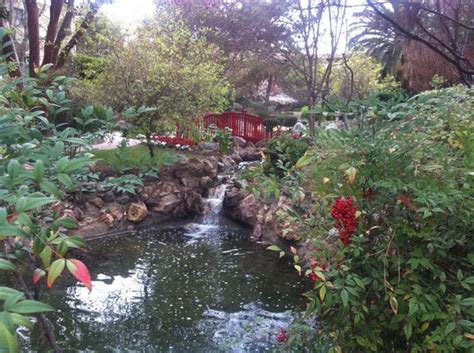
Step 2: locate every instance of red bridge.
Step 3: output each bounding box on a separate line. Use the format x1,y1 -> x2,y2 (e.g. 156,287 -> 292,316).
202,112 -> 272,143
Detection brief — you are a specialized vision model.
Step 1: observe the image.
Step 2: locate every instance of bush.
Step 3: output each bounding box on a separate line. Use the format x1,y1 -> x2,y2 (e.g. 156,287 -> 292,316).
264,136 -> 308,176
281,86 -> 474,352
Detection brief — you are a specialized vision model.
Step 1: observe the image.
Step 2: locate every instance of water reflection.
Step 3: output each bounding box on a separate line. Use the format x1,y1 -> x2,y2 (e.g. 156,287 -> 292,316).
37,223 -> 309,352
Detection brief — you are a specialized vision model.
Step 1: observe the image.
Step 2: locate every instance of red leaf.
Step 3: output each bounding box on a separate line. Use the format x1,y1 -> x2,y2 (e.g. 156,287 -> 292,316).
33,268 -> 46,285
7,212 -> 17,222
66,259 -> 92,291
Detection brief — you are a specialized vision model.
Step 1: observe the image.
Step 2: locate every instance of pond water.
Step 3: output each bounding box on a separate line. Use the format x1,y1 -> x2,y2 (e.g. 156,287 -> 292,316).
30,221 -> 310,352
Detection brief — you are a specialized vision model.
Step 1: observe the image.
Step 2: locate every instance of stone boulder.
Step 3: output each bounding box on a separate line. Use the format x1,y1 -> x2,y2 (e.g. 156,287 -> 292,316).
172,158 -> 218,185
232,136 -> 246,147
198,142 -> 219,151
127,202 -> 148,222
236,146 -> 261,162
153,193 -> 181,214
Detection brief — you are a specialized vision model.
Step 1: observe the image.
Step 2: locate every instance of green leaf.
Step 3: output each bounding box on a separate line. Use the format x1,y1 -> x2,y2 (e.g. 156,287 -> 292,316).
319,285 -> 327,301
47,259 -> 65,288
9,300 -> 54,314
15,196 -> 56,213
0,225 -> 28,239
341,289 -> 349,308
295,152 -> 314,170
39,246 -> 52,267
0,259 -> 16,272
40,181 -> 61,198
404,322 -> 413,339
9,313 -> 32,329
460,298 -> 474,307
266,245 -> 282,252
0,287 -> 22,301
32,160 -> 44,183
445,322 -> 456,335
0,321 -> 18,353
58,173 -> 74,189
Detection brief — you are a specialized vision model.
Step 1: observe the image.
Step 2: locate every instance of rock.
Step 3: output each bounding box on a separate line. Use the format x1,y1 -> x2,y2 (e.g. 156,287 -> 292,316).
221,155 -> 235,168
239,146 -> 261,161
200,176 -> 213,188
89,161 -> 114,177
173,158 -> 218,183
230,151 -> 243,164
103,191 -> 116,203
232,136 -> 246,147
185,192 -> 205,214
108,203 -> 125,222
199,142 -> 219,151
116,194 -> 131,205
143,182 -> 180,206
73,207 -> 84,221
89,197 -> 104,209
127,202 -> 148,222
180,177 -> 202,188
153,193 -> 181,213
99,213 -> 114,226
243,141 -> 256,149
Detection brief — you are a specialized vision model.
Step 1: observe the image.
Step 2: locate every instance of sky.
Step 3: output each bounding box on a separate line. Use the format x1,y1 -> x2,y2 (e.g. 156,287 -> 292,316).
100,0 -> 367,28
99,0 -> 367,53
100,0 -> 155,27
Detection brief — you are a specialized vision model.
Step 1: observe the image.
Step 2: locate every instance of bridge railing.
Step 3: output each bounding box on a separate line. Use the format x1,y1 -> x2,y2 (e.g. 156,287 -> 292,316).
202,111 -> 272,143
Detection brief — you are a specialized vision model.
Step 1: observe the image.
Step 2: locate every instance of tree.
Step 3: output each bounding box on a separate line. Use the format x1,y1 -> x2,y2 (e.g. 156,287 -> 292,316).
366,0 -> 474,87
20,0 -> 110,76
330,51 -> 397,101
161,0 -> 291,103
88,18 -> 229,157
276,0 -> 347,134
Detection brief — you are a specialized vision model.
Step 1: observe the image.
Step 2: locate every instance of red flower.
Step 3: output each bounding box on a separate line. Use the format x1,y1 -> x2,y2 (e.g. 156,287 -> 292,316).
330,197 -> 358,246
276,328 -> 288,343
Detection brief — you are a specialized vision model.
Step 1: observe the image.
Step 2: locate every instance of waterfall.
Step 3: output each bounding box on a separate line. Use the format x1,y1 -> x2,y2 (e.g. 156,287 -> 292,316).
202,184 -> 227,225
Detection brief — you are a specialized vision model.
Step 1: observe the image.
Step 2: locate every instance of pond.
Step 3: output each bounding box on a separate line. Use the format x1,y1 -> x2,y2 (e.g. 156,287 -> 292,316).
29,220 -> 310,352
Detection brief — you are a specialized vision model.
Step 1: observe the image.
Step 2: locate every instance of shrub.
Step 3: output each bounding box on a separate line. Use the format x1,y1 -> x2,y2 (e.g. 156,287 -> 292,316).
264,136 -> 308,176
280,86 -> 474,352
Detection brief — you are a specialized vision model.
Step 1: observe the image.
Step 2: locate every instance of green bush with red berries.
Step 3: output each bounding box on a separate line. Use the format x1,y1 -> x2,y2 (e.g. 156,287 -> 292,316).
271,86 -> 474,352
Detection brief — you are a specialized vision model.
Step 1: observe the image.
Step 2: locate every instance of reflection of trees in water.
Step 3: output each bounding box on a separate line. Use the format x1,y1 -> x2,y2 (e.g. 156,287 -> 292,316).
36,226 -> 308,350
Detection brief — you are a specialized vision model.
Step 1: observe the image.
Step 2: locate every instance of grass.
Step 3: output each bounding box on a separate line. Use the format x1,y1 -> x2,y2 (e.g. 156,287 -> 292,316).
93,144 -> 179,171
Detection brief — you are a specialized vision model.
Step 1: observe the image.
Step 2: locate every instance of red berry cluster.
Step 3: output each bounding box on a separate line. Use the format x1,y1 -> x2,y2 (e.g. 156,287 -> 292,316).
152,135 -> 195,146
309,258 -> 328,282
330,196 -> 358,246
276,328 -> 288,343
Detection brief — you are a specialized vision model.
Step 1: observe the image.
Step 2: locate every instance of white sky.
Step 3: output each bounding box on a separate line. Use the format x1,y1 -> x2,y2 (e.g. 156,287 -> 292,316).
99,0 -> 367,53
100,0 -> 155,27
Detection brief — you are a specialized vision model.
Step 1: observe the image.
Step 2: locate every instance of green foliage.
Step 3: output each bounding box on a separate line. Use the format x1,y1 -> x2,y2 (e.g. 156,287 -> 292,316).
264,136 -> 308,177
100,175 -> 144,195
93,144 -> 177,172
85,17 -> 229,139
215,128 -> 233,154
70,54 -> 107,80
0,37 -> 106,351
330,51 -> 398,100
278,86 -> 473,351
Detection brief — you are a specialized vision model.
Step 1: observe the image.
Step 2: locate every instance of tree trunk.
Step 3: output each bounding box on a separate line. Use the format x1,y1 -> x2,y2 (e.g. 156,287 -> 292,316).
0,16 -> 23,79
51,0 -> 75,66
55,6 -> 98,69
307,95 -> 316,136
146,133 -> 155,159
42,0 -> 63,66
25,0 -> 40,76
264,74 -> 273,107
